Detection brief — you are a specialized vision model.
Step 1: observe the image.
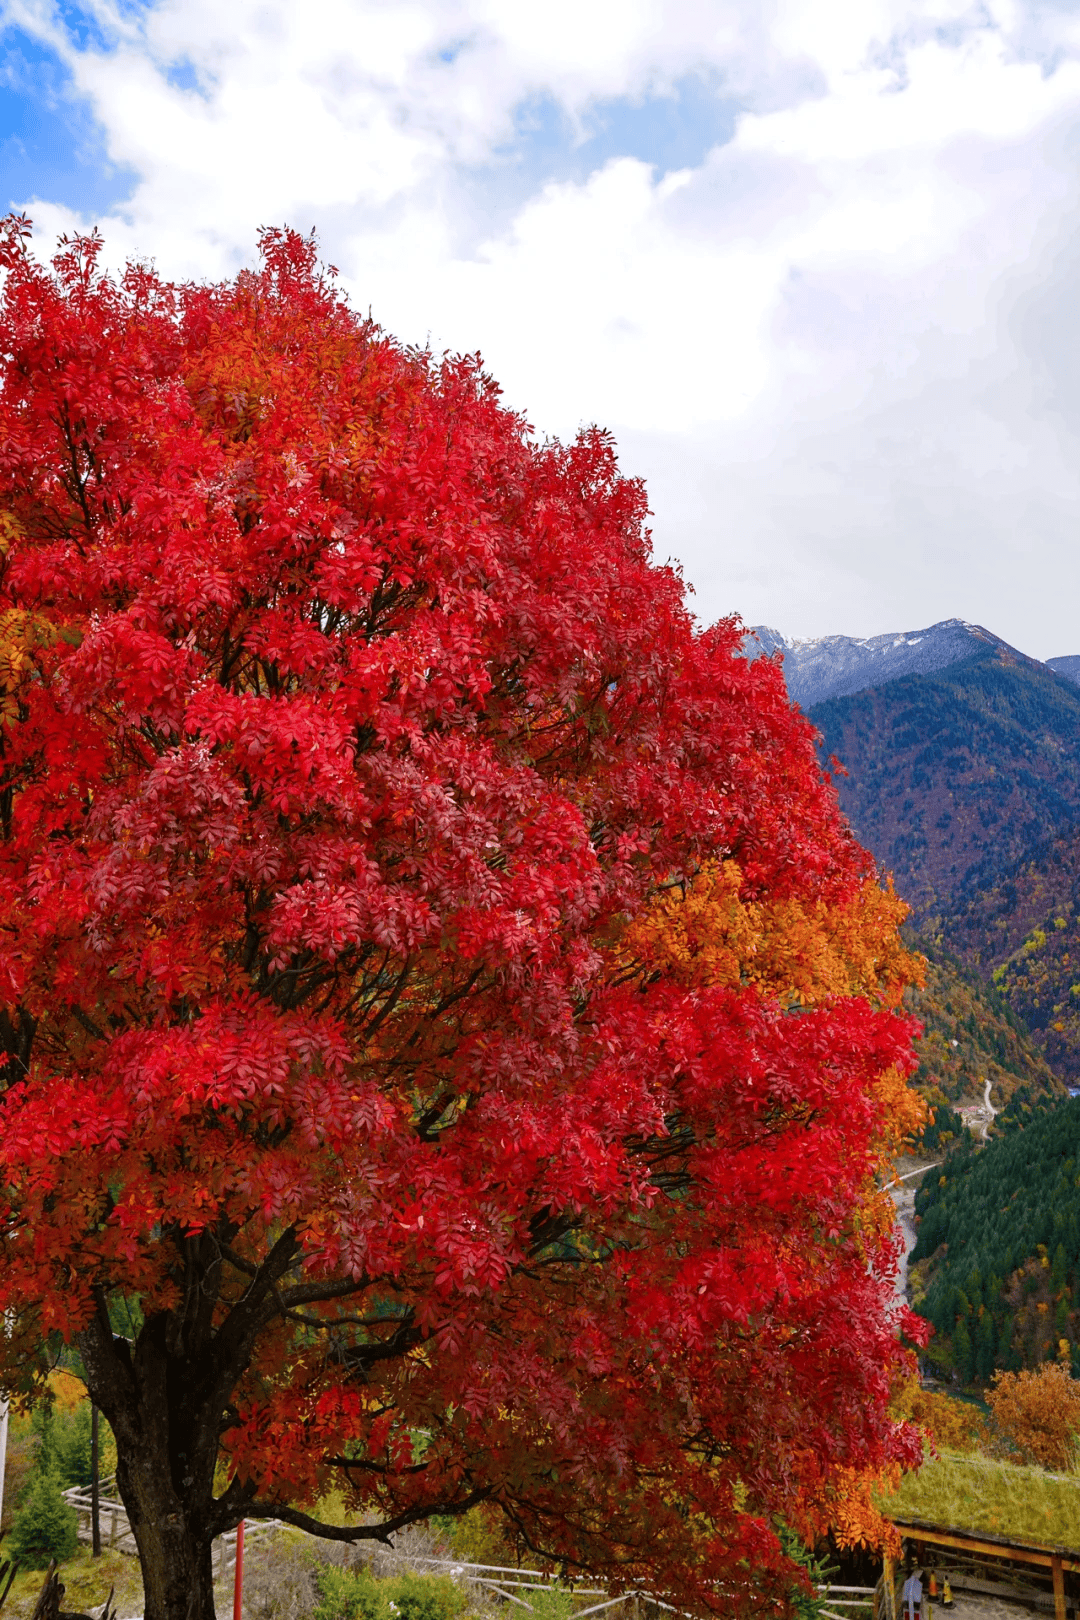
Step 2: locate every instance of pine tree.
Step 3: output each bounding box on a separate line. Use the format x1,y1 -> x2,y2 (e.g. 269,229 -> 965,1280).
954,1317 -> 975,1384
56,1400 -> 115,1488
1053,1244 -> 1068,1293
8,1469 -> 78,1569
30,1403 -> 57,1477
976,1312 -> 997,1382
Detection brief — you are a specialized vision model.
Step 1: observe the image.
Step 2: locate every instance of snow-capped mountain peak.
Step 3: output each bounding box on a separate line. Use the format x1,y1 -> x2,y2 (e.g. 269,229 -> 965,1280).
742,619 -> 1035,709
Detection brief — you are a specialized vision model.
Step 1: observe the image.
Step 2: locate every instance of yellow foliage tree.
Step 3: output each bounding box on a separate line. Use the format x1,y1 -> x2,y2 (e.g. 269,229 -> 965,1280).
988,1364 -> 1080,1471
891,1376 -> 990,1454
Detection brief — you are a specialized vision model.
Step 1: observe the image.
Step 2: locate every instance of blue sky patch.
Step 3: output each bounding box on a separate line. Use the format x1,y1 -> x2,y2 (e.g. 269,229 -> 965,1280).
506,75 -> 739,188
442,73 -> 739,253
0,28 -> 136,218
55,0 -> 151,54
163,58 -> 207,95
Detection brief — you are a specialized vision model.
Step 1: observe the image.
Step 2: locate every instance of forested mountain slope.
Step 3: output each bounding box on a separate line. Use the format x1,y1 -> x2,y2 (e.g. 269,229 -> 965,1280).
929,838 -> 1080,1081
808,643 -> 1080,916
906,944 -> 1064,1110
748,620 -> 1080,1088
911,1099 -> 1080,1382
1049,656 -> 1080,686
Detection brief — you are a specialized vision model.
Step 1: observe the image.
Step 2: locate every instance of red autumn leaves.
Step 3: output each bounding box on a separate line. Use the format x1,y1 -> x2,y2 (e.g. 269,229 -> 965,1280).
0,218 -> 922,1618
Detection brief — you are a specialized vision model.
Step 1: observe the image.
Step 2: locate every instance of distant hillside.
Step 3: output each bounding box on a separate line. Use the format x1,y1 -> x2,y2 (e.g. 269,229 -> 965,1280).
808,643 -> 1080,915
906,943 -> 1064,1110
750,616 -> 1080,1085
910,1098 -> 1080,1382
1049,656 -> 1080,686
930,837 -> 1080,1081
746,618 -> 1024,710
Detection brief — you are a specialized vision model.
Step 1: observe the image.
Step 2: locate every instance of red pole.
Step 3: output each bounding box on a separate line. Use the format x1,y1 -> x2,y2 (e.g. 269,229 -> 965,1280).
232,1520 -> 245,1620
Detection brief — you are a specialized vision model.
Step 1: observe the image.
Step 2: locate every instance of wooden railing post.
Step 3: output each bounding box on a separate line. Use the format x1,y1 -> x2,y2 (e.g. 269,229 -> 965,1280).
90,1406 -> 100,1557
1053,1554 -> 1066,1620
233,1521 -> 245,1620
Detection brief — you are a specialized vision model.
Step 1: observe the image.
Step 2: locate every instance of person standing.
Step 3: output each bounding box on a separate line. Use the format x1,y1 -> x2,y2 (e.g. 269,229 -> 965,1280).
902,1569 -> 924,1620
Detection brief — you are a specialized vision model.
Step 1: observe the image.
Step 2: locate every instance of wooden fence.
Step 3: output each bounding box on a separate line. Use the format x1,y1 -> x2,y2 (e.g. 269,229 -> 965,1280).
61,1483 -> 284,1574
61,1483 -> 133,1556
56,1500 -> 876,1616
400,1554 -> 875,1620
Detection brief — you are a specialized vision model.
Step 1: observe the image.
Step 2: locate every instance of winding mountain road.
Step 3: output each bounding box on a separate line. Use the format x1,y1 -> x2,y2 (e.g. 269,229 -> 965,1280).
888,1161 -> 941,1306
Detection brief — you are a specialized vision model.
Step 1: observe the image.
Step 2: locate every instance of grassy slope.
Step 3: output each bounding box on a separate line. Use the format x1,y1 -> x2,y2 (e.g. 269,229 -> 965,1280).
880,1451 -> 1080,1548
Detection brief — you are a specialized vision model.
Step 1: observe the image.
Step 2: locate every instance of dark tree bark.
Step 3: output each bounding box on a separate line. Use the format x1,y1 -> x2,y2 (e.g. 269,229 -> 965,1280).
77,1316 -> 224,1620
70,1233 -> 472,1620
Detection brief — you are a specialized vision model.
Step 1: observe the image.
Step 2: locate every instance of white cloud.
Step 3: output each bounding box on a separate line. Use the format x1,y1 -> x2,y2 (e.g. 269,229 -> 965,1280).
4,0 -> 1080,655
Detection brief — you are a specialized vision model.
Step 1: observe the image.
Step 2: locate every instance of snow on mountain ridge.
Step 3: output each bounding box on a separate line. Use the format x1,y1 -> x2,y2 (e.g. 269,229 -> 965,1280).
743,618 -> 1040,710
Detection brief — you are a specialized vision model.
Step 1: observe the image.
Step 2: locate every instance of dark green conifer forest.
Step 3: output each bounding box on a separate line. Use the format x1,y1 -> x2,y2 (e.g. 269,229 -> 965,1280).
912,1097 -> 1080,1379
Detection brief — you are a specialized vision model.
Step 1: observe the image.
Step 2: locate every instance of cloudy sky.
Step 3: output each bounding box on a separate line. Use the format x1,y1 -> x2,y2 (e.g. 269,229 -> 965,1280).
1,1 -> 1079,658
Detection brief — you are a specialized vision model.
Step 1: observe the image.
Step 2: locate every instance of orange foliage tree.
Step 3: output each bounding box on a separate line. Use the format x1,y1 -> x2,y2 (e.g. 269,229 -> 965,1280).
890,1377 -> 990,1455
988,1364 -> 1080,1470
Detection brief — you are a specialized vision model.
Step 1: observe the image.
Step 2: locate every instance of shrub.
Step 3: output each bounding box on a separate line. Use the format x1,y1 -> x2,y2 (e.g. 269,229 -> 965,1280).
988,1363 -> 1080,1469
316,1567 -> 394,1620
890,1376 -> 991,1453
315,1566 -> 466,1620
508,1590 -> 579,1620
394,1573 -> 468,1620
437,1504 -> 517,1569
7,1469 -> 79,1568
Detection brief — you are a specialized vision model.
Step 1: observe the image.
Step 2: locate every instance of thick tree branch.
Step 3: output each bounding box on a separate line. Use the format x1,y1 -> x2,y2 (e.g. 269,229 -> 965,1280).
237,1489 -> 492,1541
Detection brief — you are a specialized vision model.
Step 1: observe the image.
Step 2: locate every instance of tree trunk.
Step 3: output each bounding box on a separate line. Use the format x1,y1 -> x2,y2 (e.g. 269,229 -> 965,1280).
77,1315 -> 227,1620
72,1233 -> 310,1620
116,1446 -> 218,1620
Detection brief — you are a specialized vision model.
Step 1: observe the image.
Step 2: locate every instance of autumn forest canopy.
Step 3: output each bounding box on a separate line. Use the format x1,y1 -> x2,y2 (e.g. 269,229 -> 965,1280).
0,219 -> 928,1620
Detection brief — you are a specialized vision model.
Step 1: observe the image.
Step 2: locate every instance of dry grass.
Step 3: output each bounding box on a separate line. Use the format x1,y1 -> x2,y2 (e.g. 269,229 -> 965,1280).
879,1448 -> 1080,1548
226,1529 -> 357,1620
0,1514 -> 500,1620
1,1545 -> 143,1620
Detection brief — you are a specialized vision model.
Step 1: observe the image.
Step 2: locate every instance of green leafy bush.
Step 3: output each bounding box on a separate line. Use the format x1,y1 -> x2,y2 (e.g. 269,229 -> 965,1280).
7,1469 -> 79,1568
315,1567 -> 466,1620
510,1589 -> 580,1620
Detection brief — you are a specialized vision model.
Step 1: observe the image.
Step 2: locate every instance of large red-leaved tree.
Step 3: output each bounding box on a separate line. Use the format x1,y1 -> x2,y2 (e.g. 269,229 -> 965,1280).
0,219 -> 923,1620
